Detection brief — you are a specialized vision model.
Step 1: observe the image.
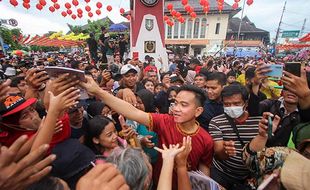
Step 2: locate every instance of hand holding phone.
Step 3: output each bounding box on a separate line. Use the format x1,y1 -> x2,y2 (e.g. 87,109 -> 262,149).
264,64 -> 283,78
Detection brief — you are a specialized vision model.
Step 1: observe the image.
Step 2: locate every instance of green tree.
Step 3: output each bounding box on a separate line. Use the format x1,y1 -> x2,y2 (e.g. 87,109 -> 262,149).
0,26 -> 23,50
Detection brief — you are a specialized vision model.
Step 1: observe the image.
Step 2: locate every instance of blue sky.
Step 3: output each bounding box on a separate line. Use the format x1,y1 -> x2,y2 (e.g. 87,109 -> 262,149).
0,0 -> 309,41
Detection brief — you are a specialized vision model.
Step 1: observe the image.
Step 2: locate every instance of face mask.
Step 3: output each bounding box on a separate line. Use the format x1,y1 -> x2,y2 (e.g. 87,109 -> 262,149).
224,106 -> 244,119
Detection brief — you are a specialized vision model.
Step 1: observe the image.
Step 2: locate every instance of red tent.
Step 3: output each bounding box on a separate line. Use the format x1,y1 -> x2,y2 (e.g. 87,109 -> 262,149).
299,33 -> 310,42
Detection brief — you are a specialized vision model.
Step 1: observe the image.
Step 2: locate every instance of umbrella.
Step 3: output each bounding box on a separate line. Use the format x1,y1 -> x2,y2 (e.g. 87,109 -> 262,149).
109,24 -> 128,32
12,50 -> 28,56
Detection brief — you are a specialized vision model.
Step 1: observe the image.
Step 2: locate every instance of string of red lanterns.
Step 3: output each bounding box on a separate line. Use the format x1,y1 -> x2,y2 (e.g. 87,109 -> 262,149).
6,0 -> 129,21
164,0 -> 254,27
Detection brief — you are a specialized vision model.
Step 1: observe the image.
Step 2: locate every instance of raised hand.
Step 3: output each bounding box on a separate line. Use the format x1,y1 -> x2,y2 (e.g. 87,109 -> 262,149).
140,135 -> 155,148
47,73 -> 79,96
25,68 -> 49,90
76,163 -> 129,190
155,143 -> 185,160
80,75 -> 101,96
253,63 -> 271,85
175,136 -> 192,168
223,140 -> 236,157
282,68 -> 310,98
0,136 -> 56,190
48,87 -> 80,114
258,112 -> 281,138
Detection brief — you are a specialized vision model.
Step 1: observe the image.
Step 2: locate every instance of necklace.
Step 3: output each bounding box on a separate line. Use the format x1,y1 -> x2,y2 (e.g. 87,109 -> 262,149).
176,121 -> 200,136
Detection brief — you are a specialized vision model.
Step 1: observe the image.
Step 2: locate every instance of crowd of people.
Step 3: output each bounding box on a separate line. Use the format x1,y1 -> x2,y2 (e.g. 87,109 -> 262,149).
0,45 -> 310,190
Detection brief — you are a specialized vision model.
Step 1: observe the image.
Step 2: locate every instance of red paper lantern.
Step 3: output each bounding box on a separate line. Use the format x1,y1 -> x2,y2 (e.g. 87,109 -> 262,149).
96,9 -> 101,15
78,14 -> 83,18
85,0 -> 90,2
36,3 -> 43,10
107,5 -> 112,12
88,12 -> 93,17
65,2 -> 71,9
51,0 -> 57,3
126,15 -> 131,21
163,15 -> 169,21
49,6 -> 55,12
67,9 -> 72,15
203,6 -> 209,13
167,3 -> 173,10
10,0 -> 18,7
184,5 -> 191,12
61,11 -> 67,17
176,12 -> 181,18
171,10 -> 177,16
54,3 -> 60,9
218,5 -> 223,11
23,0 -> 30,3
199,0 -> 206,6
181,0 -> 188,6
189,7 -> 194,13
96,2 -> 102,9
234,0 -> 241,2
23,2 -> 30,9
246,0 -> 253,6
77,8 -> 83,14
232,2 -> 238,10
72,0 -> 79,7
120,8 -> 125,14
85,5 -> 91,12
39,0 -> 46,6
190,12 -> 197,18
71,14 -> 77,20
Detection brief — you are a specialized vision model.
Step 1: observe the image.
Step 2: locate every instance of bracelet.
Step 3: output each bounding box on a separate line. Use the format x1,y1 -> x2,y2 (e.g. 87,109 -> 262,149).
246,143 -> 257,156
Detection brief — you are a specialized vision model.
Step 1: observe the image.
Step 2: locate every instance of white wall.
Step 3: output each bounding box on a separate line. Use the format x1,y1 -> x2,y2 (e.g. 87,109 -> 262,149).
130,14 -> 169,72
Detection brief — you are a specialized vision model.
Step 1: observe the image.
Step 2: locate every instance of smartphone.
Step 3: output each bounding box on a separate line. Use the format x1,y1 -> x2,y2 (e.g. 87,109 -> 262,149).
268,116 -> 273,138
133,52 -> 139,60
264,64 -> 283,78
285,62 -> 301,77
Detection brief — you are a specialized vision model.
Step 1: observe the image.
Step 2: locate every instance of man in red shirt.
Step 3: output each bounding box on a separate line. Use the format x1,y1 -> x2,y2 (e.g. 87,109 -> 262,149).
81,76 -> 214,188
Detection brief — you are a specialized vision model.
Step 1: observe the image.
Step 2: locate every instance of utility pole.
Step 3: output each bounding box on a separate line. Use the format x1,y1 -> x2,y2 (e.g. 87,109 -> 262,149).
300,18 -> 307,37
237,0 -> 247,41
273,0 -> 286,56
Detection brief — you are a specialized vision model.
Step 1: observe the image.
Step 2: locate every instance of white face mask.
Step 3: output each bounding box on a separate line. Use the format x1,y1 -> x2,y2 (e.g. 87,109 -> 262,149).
224,106 -> 244,119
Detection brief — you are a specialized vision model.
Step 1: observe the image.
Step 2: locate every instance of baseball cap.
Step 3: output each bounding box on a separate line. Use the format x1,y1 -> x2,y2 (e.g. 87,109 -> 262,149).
0,95 -> 37,117
120,64 -> 138,75
4,67 -> 16,77
280,151 -> 310,190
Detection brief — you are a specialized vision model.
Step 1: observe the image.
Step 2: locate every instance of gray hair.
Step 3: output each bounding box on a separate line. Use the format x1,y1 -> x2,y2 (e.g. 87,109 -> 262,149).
106,148 -> 150,190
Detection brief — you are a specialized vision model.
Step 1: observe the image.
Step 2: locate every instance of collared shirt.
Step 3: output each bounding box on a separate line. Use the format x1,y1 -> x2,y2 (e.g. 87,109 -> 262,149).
278,97 -> 299,117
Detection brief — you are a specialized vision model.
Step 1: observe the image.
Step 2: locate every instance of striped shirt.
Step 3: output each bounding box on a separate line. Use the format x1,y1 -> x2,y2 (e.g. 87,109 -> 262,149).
209,114 -> 261,180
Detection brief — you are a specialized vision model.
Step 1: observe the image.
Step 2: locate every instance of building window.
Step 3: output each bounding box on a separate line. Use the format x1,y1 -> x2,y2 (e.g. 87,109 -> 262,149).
193,18 -> 200,38
167,24 -> 172,39
180,22 -> 185,38
215,23 -> 220,35
174,21 -> 179,38
187,19 -> 193,38
200,18 -> 207,38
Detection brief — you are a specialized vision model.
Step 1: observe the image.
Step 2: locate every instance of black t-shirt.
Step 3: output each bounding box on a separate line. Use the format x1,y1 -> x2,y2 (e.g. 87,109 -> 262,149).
119,40 -> 127,52
86,38 -> 97,51
99,34 -> 106,45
